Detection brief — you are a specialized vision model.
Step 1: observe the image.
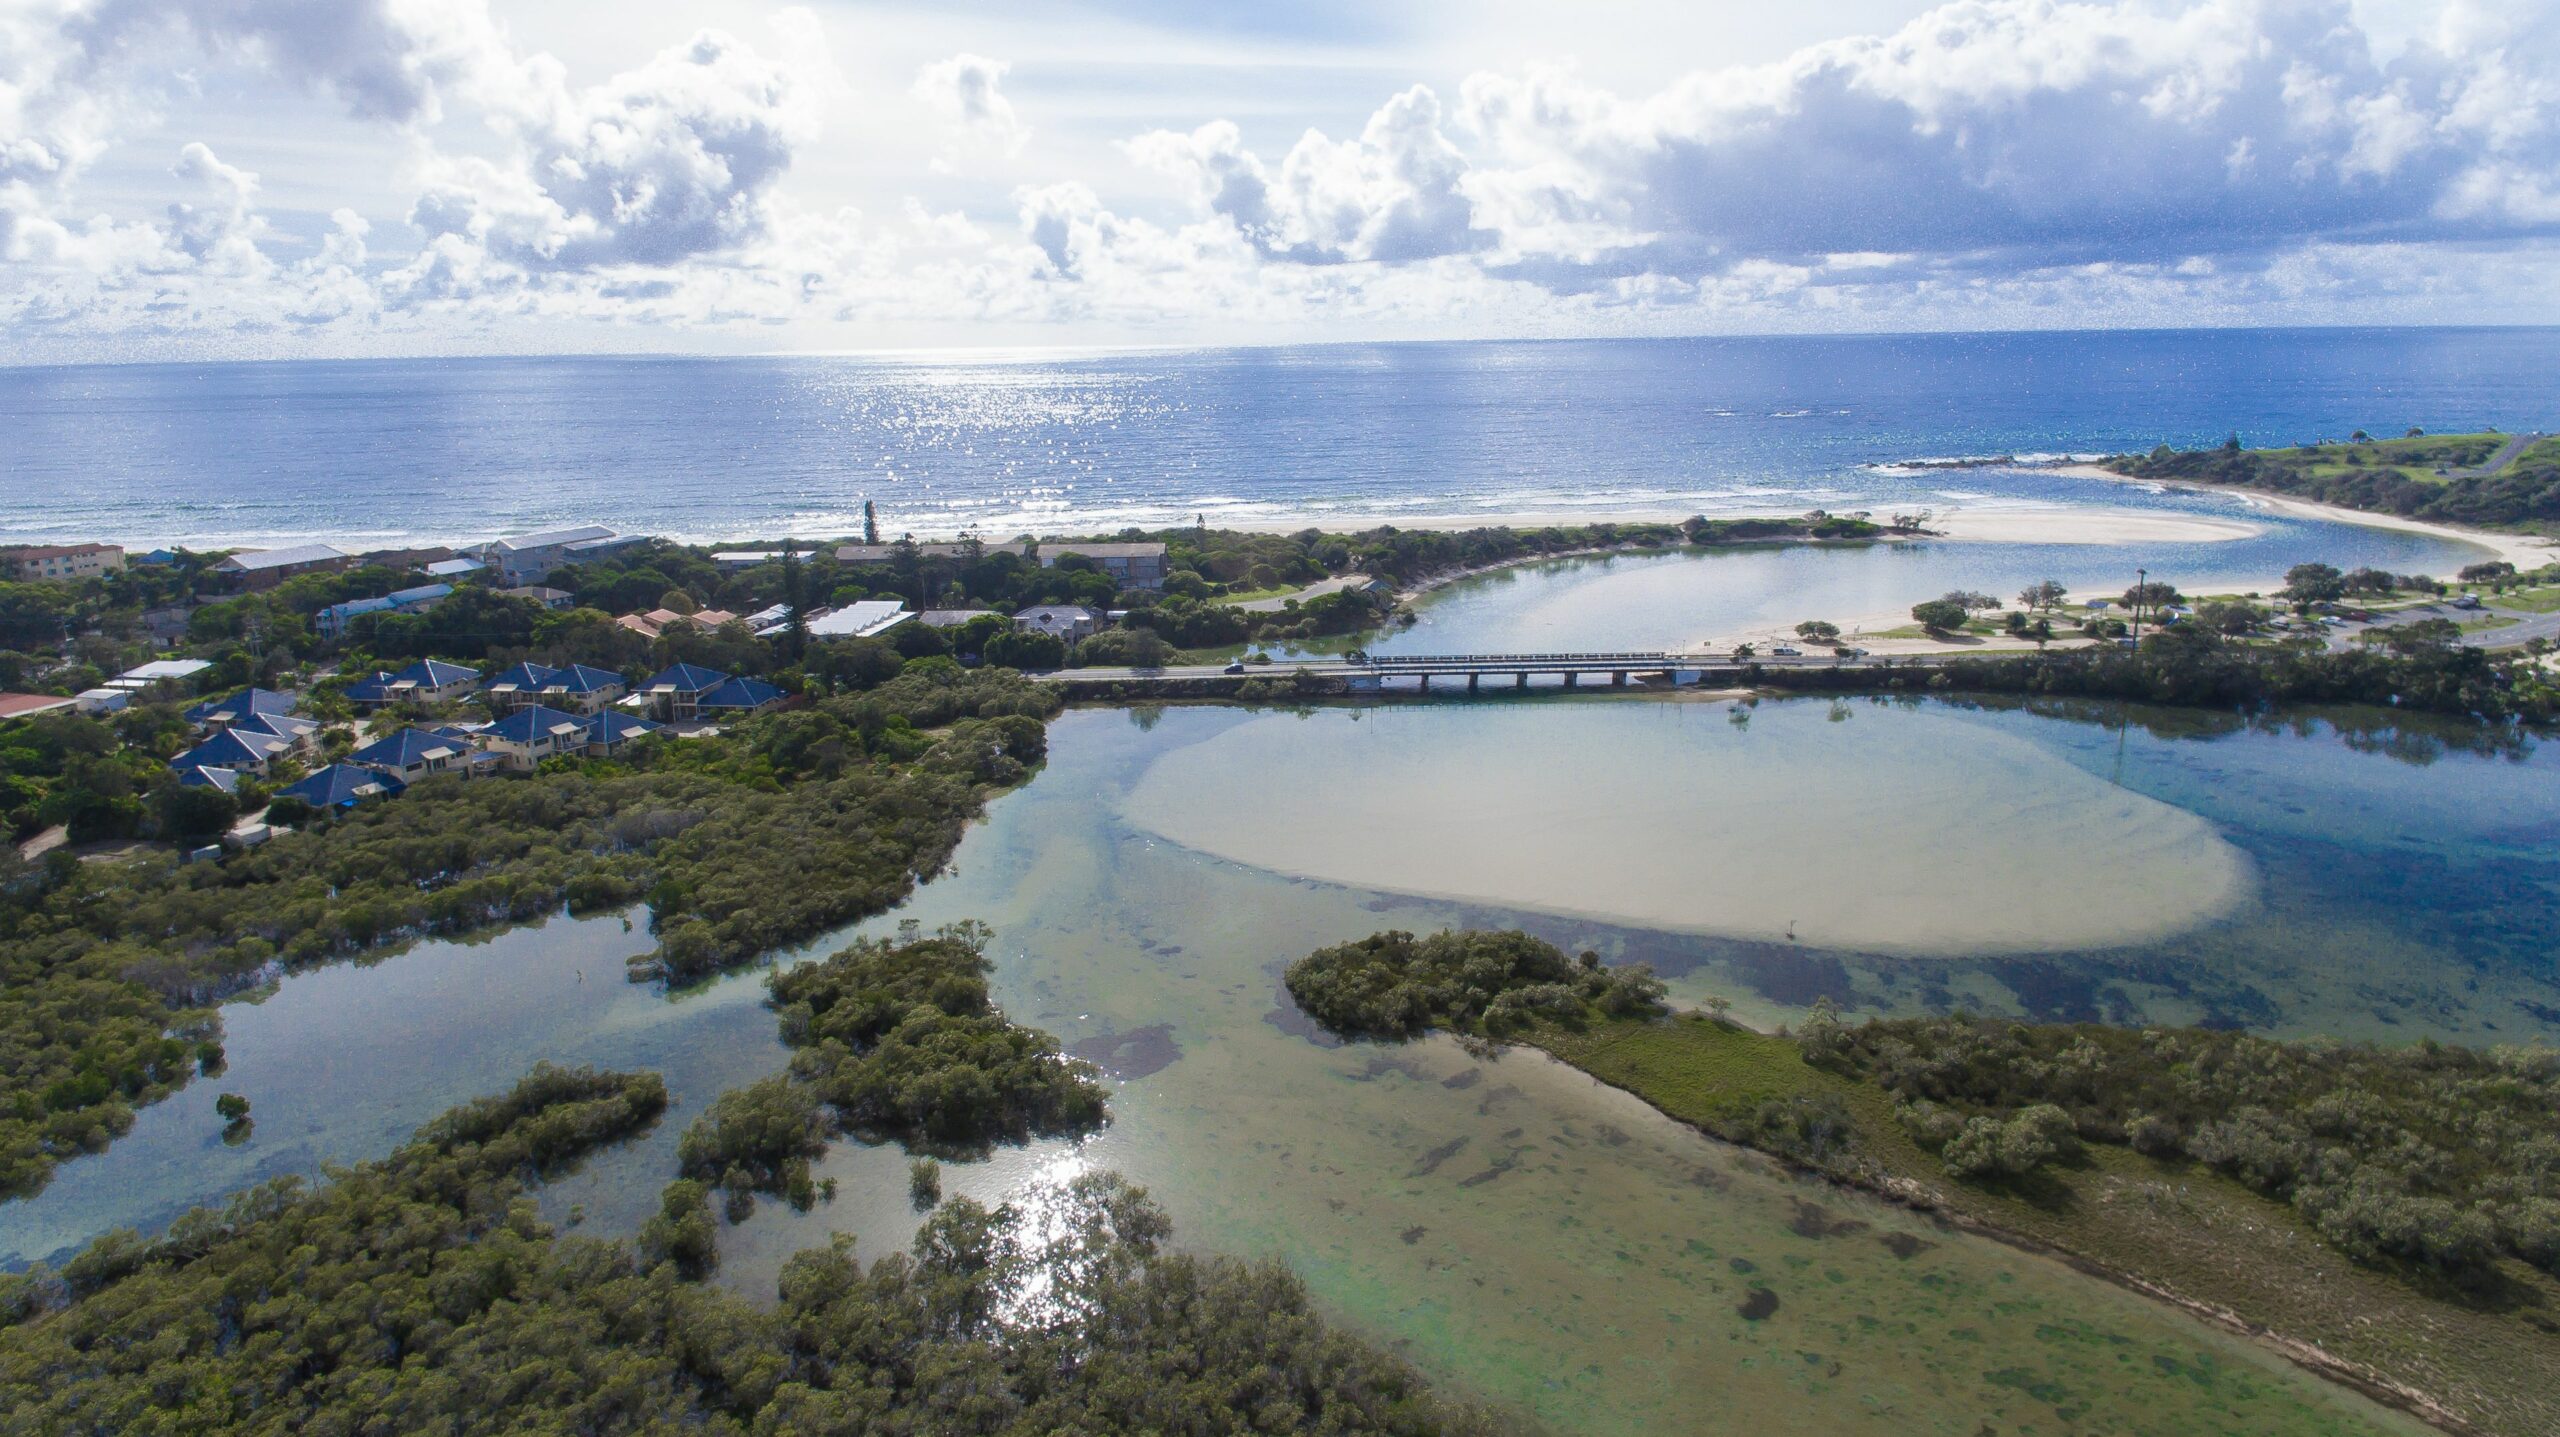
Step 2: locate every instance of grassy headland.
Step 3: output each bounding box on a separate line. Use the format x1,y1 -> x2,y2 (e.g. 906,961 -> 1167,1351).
2103,431 -> 2560,531
1286,929 -> 2560,1436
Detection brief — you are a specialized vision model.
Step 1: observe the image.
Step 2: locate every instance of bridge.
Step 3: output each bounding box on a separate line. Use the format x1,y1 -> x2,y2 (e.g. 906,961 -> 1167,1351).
1048,647 -> 1923,693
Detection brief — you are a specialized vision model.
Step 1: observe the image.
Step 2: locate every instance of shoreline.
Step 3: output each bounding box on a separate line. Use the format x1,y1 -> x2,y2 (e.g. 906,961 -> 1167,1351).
1522,1029 -> 2476,1435
2053,462 -> 2557,574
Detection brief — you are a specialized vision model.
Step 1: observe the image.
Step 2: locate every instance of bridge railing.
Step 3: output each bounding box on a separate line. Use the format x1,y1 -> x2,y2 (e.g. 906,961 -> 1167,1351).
1362,651 -> 1672,668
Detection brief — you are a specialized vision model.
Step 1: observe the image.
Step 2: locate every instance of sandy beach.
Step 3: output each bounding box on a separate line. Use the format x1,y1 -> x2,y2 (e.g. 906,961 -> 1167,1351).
2053,463 -> 2557,573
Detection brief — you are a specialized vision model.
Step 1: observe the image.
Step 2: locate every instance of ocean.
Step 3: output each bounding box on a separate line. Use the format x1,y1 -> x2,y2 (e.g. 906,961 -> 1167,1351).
1,327 -> 2553,549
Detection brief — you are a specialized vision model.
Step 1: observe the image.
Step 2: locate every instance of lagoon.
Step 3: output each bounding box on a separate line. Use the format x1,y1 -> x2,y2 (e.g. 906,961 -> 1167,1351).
11,696 -> 2557,1433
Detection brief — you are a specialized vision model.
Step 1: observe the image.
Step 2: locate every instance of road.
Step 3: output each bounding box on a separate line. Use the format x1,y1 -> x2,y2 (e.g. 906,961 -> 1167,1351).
1231,574 -> 1377,613
2447,431 -> 2546,478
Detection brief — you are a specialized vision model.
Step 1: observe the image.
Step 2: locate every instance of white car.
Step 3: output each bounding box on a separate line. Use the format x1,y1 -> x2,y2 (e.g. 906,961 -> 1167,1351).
1771,644 -> 1802,656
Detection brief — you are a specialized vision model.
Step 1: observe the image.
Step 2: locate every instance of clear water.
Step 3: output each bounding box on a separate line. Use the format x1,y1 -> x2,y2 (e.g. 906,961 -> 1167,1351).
13,696 -> 2553,1434
2,329 -> 2552,547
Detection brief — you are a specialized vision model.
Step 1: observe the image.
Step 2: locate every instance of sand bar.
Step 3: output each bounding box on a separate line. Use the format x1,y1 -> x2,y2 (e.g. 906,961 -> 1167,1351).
1123,706 -> 2254,957
2055,463 -> 2555,573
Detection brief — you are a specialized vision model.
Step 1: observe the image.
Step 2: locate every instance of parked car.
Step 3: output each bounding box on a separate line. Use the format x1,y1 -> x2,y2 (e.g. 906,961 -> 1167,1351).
2453,594 -> 2484,610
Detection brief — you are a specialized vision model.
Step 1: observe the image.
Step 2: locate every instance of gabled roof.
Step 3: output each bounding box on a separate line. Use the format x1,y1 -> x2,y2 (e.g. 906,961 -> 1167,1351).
171,728 -> 291,772
387,583 -> 454,606
1015,604 -> 1101,623
230,711 -> 318,744
391,658 -> 477,688
693,676 -> 783,711
350,727 -> 475,770
484,704 -> 591,744
186,687 -> 296,725
0,693 -> 78,719
120,659 -> 212,682
643,663 -> 728,693
425,557 -> 485,577
178,765 -> 241,794
802,601 -> 913,639
586,711 -> 660,745
342,671 -> 399,704
482,661 -> 561,693
278,763 -> 403,808
545,664 -> 629,695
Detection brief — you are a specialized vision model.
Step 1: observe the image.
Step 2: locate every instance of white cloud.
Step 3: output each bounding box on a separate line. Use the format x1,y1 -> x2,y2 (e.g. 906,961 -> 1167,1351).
912,52 -> 1029,158
3,0 -> 2559,355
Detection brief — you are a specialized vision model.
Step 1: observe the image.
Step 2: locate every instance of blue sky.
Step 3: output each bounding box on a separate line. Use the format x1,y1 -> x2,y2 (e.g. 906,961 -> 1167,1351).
2,0 -> 2554,360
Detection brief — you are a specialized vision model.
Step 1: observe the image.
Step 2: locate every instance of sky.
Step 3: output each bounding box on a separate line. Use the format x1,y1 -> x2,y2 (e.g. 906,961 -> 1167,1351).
2,0 -> 2556,361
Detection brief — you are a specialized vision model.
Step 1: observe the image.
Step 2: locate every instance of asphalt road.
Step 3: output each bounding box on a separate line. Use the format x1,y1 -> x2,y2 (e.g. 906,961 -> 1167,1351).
2318,599 -> 2560,652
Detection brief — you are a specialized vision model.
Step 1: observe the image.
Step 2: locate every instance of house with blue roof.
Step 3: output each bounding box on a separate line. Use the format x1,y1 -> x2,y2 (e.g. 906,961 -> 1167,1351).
171,726 -> 295,777
185,687 -> 296,731
539,664 -> 630,713
178,765 -> 242,795
692,676 -> 785,719
349,727 -> 486,785
276,763 -> 403,812
350,658 -> 479,708
635,663 -> 730,720
315,582 -> 453,639
480,661 -> 559,712
583,710 -> 660,757
481,704 -> 593,770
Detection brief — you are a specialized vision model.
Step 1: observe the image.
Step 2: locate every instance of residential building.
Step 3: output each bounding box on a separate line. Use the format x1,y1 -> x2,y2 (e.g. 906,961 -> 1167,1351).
0,693 -> 78,720
633,663 -> 731,720
357,545 -> 456,571
186,687 -> 297,731
1014,604 -> 1104,641
277,763 -> 404,811
480,661 -> 560,713
315,583 -> 452,639
75,688 -> 129,714
478,526 -> 643,586
213,543 -> 353,590
425,556 -> 486,579
0,543 -> 124,582
692,676 -> 784,719
772,600 -> 913,640
1042,541 -> 1169,590
713,551 -> 783,570
916,608 -> 997,628
140,606 -> 192,647
522,586 -> 577,610
118,658 -> 212,686
345,659 -> 477,708
616,606 -> 739,639
178,765 -> 240,795
349,727 -> 486,785
583,711 -> 660,757
480,704 -> 593,769
170,726 -> 295,777
229,711 -> 321,750
538,664 -> 630,713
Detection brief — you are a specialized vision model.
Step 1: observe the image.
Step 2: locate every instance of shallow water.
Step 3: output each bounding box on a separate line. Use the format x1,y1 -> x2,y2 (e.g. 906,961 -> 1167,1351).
12,696 -> 2554,1433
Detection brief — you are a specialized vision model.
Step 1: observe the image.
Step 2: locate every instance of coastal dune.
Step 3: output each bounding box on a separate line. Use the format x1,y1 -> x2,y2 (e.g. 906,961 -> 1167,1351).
1123,704 -> 2254,957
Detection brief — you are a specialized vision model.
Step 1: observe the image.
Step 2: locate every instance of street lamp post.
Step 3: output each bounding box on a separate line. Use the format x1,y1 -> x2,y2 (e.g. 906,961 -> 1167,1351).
2132,566 -> 2147,642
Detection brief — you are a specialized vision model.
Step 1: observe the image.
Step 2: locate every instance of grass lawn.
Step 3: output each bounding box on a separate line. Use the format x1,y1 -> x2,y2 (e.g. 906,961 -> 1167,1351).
2482,585 -> 2560,613
2461,613 -> 2522,634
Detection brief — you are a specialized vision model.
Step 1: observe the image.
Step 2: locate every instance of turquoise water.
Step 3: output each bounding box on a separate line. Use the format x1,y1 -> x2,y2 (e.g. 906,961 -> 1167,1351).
9,695 -> 2548,1433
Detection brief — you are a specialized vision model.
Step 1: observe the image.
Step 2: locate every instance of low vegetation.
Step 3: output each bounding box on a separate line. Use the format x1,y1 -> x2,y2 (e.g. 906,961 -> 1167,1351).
0,1067 -> 1495,1436
677,924 -> 1107,1221
2105,431 -> 2560,528
1280,929 -> 2560,1435
0,668 -> 1058,1200
1284,928 -> 1668,1039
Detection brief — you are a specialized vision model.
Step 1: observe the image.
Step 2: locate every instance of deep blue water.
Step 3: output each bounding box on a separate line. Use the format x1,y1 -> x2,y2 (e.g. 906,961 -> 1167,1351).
1,328 -> 2553,548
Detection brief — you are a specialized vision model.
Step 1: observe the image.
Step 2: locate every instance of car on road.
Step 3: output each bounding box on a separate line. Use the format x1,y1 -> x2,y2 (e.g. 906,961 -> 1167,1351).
1222,661 -> 1246,674
1771,644 -> 1802,656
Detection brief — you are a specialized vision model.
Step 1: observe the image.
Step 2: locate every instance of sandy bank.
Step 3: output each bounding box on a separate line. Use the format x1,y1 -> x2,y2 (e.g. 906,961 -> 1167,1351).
1928,506 -> 2263,546
2055,463 -> 2556,574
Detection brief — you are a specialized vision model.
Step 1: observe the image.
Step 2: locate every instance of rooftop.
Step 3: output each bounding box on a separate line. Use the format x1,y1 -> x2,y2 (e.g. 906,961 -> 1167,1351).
216,543 -> 350,572
0,693 -> 78,720
492,525 -> 615,552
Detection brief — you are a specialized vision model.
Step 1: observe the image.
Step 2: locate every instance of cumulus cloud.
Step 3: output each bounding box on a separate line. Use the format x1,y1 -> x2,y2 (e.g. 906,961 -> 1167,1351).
5,0 -> 2560,353
912,52 -> 1029,158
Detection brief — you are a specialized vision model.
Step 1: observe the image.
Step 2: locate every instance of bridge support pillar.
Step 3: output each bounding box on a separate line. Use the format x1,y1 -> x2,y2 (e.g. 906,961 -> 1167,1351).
1515,672 -> 1528,689
1563,672 -> 1578,689
1612,670 -> 1627,687
1416,672 -> 1429,691
1467,672 -> 1480,693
